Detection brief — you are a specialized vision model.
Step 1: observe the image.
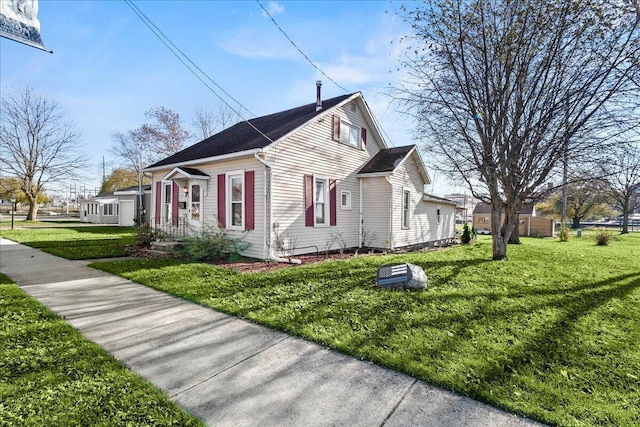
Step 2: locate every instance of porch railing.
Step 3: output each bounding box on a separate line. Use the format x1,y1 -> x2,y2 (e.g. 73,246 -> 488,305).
155,216 -> 189,240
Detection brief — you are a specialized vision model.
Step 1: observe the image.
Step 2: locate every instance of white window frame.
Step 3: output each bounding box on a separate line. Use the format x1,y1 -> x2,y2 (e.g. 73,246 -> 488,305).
340,190 -> 352,211
162,181 -> 173,223
227,170 -> 245,230
402,188 -> 411,229
339,120 -> 360,148
314,175 -> 330,227
103,203 -> 115,216
437,206 -> 442,224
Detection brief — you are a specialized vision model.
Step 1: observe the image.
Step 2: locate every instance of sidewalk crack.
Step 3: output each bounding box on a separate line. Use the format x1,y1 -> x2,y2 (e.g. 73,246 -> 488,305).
379,378 -> 418,427
169,336 -> 290,398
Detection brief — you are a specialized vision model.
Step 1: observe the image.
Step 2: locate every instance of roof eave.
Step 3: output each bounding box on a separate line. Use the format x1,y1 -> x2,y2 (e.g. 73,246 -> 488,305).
144,148 -> 263,172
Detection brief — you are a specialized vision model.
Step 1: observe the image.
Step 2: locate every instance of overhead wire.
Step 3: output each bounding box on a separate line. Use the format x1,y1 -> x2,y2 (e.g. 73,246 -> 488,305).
124,0 -> 279,146
256,0 -> 350,93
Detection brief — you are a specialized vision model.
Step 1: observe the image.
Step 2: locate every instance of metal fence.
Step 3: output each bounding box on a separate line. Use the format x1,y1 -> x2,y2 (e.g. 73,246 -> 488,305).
155,216 -> 189,239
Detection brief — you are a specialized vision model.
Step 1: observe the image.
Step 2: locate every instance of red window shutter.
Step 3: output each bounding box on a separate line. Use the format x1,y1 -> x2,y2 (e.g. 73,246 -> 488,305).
155,181 -> 161,224
245,171 -> 255,230
330,179 -> 337,226
361,128 -> 367,149
304,174 -> 313,227
217,174 -> 226,228
172,182 -> 179,226
332,115 -> 340,141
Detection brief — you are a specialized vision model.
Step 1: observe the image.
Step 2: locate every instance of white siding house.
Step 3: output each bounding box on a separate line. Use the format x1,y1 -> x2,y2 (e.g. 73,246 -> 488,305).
145,88 -> 457,259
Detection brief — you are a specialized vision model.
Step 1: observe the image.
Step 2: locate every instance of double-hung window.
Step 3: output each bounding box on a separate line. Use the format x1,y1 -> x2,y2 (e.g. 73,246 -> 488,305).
314,176 -> 329,226
340,121 -> 360,148
228,171 -> 244,229
402,188 -> 411,229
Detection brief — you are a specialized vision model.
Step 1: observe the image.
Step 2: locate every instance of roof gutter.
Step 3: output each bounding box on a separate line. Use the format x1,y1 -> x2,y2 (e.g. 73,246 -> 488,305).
144,148 -> 263,172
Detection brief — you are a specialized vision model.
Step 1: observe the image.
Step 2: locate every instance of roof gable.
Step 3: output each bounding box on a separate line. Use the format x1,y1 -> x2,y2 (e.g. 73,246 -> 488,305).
357,145 -> 430,184
147,94 -> 353,169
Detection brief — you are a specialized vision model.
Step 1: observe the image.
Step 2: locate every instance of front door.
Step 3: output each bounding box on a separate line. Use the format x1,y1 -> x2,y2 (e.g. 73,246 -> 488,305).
188,183 -> 203,229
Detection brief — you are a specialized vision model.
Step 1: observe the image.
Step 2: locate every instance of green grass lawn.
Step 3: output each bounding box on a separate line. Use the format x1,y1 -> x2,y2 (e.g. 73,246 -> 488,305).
91,233 -> 640,427
0,226 -> 136,259
0,273 -> 203,426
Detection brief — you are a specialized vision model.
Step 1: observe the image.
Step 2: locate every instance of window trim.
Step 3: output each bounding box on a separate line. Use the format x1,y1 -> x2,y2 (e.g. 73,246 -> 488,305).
226,170 -> 245,230
340,190 -> 352,211
437,206 -> 442,224
402,188 -> 411,229
339,120 -> 360,149
314,174 -> 330,227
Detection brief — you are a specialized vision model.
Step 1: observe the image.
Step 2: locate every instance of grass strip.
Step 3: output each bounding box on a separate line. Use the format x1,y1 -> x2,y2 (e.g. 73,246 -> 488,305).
92,234 -> 640,427
0,273 -> 203,426
0,227 -> 135,259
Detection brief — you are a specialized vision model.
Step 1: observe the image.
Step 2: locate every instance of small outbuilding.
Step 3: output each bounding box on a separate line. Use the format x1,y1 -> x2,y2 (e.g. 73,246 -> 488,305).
80,185 -> 151,226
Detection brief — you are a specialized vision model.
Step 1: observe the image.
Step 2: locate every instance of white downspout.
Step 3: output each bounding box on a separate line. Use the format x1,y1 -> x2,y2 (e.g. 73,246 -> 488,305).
386,176 -> 393,251
254,152 -> 301,264
358,178 -> 363,249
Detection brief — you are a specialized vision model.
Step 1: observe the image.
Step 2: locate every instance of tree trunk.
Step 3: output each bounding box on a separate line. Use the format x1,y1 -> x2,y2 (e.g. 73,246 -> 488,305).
508,222 -> 521,244
572,215 -> 581,229
621,197 -> 630,234
26,200 -> 38,221
491,208 -> 507,260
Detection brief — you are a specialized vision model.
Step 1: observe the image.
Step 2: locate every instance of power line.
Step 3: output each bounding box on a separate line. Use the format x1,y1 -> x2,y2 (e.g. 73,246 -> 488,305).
124,0 -> 278,146
256,0 -> 350,93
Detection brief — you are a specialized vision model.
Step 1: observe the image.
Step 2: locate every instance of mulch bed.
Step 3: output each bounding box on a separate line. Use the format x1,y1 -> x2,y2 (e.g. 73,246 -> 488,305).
125,245 -> 379,274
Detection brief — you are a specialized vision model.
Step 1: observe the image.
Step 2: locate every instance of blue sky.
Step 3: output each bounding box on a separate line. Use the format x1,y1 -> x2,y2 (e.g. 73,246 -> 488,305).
1,0 -> 463,196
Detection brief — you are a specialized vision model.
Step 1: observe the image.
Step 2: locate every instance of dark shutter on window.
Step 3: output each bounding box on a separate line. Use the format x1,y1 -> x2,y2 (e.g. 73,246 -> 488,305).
155,181 -> 161,224
361,128 -> 367,149
245,170 -> 255,230
330,179 -> 337,226
332,115 -> 340,141
217,174 -> 226,228
304,174 -> 314,227
172,182 -> 179,226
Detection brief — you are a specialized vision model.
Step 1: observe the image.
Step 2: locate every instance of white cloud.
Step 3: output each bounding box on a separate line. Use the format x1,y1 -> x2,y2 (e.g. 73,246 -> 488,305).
266,1 -> 284,16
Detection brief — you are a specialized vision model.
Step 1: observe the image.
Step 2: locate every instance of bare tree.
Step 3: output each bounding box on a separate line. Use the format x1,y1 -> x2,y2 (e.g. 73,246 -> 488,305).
395,0 -> 639,259
0,87 -> 85,220
598,143 -> 640,234
192,104 -> 240,140
112,106 -> 192,173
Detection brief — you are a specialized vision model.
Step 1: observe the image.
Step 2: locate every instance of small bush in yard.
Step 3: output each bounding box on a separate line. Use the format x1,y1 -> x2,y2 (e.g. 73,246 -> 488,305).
173,227 -> 250,261
558,224 -> 570,242
593,228 -> 612,246
134,223 -> 163,247
461,223 -> 472,244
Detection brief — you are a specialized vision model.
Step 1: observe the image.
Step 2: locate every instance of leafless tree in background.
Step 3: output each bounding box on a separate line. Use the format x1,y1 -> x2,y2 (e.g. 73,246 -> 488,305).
0,87 -> 85,220
598,142 -> 640,234
395,0 -> 639,259
192,104 -> 240,140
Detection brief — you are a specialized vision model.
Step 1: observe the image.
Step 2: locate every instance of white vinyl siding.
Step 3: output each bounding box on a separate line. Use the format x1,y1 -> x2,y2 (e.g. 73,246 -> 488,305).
360,176 -> 390,249
150,156 -> 266,259
265,100 -> 382,255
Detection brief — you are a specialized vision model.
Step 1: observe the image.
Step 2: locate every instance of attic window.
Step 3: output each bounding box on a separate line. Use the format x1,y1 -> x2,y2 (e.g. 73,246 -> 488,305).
350,103 -> 356,112
340,121 -> 360,148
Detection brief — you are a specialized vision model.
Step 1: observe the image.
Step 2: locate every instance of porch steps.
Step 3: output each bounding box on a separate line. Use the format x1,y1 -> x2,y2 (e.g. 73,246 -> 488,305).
149,240 -> 182,255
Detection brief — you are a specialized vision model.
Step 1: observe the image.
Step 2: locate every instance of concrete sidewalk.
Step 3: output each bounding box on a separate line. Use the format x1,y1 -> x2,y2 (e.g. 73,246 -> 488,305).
0,237 -> 544,426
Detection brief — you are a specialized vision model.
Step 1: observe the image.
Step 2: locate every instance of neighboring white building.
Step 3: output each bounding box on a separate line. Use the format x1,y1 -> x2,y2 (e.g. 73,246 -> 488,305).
443,193 -> 477,223
145,89 -> 457,259
80,185 -> 151,226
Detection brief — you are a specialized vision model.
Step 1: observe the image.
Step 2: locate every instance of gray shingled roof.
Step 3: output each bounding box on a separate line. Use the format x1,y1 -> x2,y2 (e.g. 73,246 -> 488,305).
147,94 -> 354,169
357,145 -> 415,175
